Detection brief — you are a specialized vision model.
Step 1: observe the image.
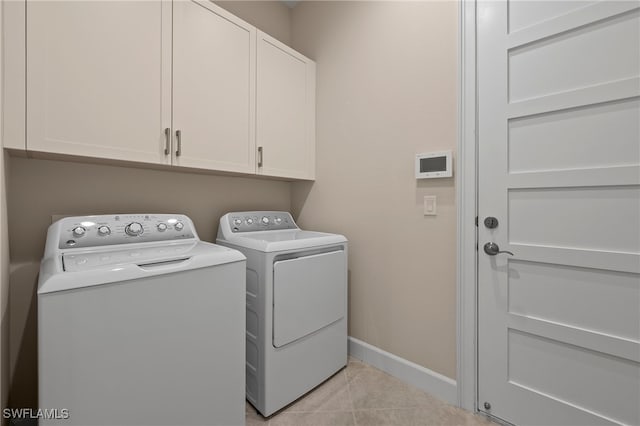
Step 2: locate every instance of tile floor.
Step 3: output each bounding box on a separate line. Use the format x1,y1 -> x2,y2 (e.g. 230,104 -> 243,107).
246,357 -> 495,426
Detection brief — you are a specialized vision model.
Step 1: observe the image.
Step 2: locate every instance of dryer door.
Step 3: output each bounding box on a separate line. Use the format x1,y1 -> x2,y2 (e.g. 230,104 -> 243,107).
273,250 -> 346,348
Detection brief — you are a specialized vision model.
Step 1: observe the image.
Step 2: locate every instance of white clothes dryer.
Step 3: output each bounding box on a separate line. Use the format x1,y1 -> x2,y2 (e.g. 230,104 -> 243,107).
217,211 -> 348,417
38,214 -> 246,426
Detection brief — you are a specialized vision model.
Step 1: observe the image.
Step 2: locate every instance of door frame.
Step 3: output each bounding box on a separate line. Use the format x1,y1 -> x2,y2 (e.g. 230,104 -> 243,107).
456,0 -> 478,412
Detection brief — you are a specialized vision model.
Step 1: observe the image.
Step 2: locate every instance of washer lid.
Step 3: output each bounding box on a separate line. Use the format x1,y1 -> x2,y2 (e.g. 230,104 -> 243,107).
38,241 -> 246,294
218,229 -> 347,252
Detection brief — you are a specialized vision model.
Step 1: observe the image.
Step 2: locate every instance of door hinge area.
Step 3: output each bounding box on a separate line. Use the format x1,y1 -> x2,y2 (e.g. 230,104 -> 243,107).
475,216 -> 478,227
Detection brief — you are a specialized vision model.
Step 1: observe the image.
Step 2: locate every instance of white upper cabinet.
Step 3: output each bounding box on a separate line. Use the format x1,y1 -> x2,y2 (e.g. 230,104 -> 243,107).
26,1 -> 172,164
172,1 -> 256,173
20,1 -> 315,180
256,31 -> 316,180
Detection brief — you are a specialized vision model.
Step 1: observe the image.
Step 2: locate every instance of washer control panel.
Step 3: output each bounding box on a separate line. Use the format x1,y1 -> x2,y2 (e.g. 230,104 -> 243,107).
63,242 -> 194,272
227,211 -> 297,233
57,214 -> 196,249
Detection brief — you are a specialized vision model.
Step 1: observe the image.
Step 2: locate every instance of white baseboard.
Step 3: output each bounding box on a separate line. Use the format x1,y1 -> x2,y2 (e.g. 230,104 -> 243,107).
348,336 -> 458,406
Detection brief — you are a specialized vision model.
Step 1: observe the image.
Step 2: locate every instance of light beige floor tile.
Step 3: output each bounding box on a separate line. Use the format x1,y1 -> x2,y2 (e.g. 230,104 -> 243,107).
246,359 -> 495,426
354,407 -> 492,426
283,370 -> 352,413
348,366 -> 440,410
246,401 -> 269,425
269,411 -> 355,426
434,404 -> 495,426
354,408 -> 431,426
345,357 -> 369,383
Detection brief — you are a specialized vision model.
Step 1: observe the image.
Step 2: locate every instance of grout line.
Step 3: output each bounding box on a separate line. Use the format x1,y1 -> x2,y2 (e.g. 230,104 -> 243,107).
351,407 -> 422,412
344,368 -> 357,426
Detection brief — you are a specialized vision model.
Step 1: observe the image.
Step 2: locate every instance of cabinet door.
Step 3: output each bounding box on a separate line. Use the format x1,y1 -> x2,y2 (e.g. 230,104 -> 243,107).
27,1 -> 171,164
172,1 -> 256,174
256,31 -> 316,180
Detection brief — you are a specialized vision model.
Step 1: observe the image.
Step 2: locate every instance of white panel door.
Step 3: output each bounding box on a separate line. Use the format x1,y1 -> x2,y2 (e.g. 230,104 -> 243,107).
27,1 -> 171,164
172,0 -> 256,174
477,2 -> 640,425
256,30 -> 316,180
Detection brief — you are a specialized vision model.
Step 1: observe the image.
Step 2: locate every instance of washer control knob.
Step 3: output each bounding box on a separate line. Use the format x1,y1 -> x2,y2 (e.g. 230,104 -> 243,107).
246,218 -> 254,225
125,222 -> 144,236
261,216 -> 270,225
97,226 -> 111,236
72,226 -> 86,237
157,223 -> 168,232
233,218 -> 242,226
274,217 -> 282,225
174,222 -> 184,231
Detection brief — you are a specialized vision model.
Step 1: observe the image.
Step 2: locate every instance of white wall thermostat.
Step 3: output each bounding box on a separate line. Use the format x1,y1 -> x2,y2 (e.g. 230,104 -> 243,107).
415,150 -> 453,179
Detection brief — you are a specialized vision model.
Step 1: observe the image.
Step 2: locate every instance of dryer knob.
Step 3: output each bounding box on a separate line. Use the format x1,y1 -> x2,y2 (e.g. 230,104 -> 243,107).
72,226 -> 86,237
175,222 -> 184,231
274,217 -> 282,225
97,226 -> 111,236
157,223 -> 168,232
233,219 -> 242,226
125,222 -> 144,236
261,216 -> 270,225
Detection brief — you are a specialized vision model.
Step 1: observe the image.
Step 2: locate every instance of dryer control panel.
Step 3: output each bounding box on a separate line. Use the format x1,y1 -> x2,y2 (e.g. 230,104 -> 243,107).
55,214 -> 197,249
226,211 -> 298,233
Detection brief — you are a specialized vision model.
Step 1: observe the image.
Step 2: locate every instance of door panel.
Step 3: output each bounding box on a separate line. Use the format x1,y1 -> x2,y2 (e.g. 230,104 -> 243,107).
508,1 -> 597,33
508,187 -> 640,252
507,260 -> 640,340
273,251 -> 345,347
507,330 -> 639,426
477,1 -> 640,425
27,1 -> 171,164
508,99 -> 640,173
172,0 -> 256,173
508,10 -> 640,102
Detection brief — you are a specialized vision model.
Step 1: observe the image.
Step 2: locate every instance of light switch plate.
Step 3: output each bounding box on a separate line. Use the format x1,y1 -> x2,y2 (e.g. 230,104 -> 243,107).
423,195 -> 437,216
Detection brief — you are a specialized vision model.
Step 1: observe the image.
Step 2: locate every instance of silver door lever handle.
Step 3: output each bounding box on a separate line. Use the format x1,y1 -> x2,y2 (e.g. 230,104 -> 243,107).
484,242 -> 514,256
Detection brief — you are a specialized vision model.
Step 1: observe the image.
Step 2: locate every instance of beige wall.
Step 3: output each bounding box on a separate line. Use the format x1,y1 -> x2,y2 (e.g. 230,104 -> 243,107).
8,158 -> 291,263
215,1 -> 292,45
291,1 -> 458,379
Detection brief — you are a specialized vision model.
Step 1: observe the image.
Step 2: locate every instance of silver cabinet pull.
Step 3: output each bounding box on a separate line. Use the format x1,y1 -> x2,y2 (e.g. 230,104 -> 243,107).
257,146 -> 263,167
175,130 -> 182,157
164,128 -> 170,155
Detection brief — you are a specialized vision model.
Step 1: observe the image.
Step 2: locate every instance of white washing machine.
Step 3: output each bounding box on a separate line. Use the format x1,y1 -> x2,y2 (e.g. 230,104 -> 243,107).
38,214 -> 246,426
216,211 -> 348,417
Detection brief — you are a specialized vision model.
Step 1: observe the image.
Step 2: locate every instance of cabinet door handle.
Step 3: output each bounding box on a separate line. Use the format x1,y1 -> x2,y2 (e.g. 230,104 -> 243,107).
175,130 -> 182,157
257,146 -> 263,167
164,128 -> 171,155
